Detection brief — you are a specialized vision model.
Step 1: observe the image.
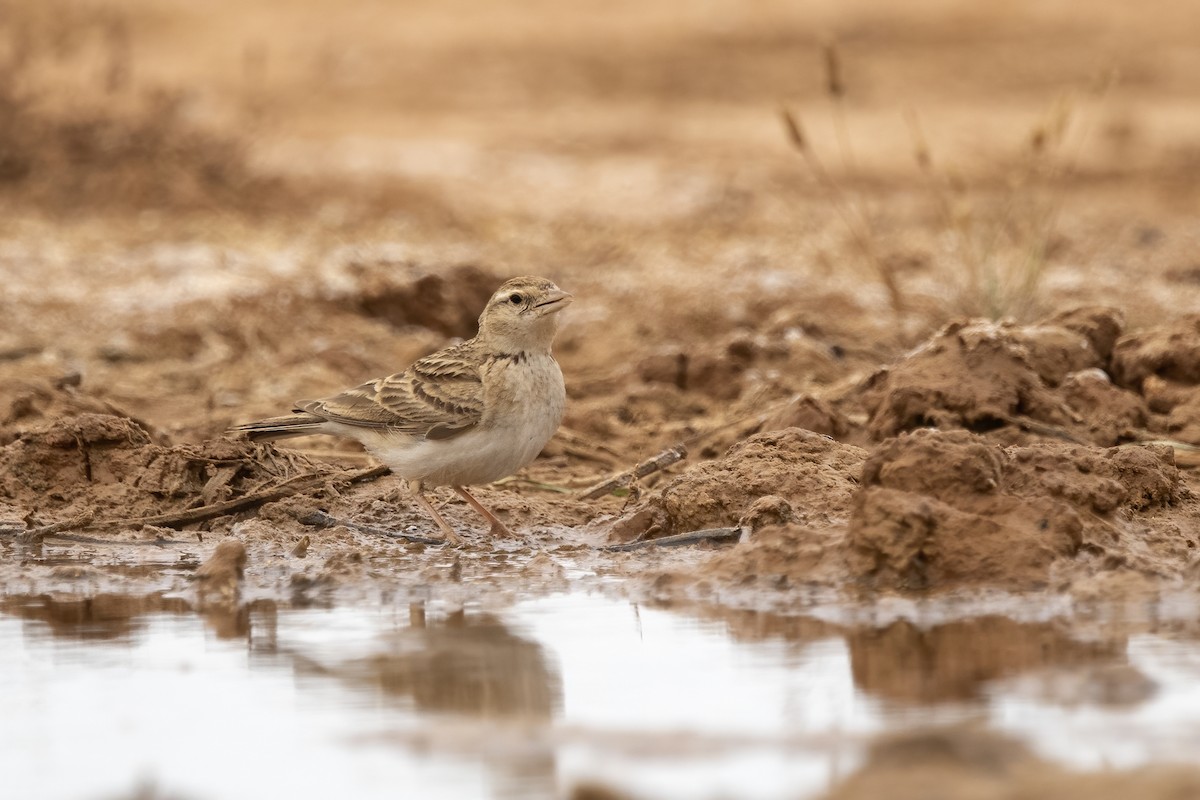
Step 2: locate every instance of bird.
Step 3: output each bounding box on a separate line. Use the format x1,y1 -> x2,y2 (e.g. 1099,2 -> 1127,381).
231,276 -> 572,545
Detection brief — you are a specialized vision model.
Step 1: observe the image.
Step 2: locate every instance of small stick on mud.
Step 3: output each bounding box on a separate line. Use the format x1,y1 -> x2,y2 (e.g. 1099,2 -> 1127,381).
1,512 -> 97,543
578,445 -> 688,501
602,527 -> 742,552
35,532 -> 194,547
298,510 -> 446,545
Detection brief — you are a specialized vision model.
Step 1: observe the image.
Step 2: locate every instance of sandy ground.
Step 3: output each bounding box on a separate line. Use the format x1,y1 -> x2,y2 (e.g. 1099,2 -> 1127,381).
3,0 -> 1200,795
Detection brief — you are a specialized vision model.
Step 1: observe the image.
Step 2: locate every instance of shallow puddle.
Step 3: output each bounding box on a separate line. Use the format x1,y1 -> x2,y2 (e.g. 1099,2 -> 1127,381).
3,592 -> 1200,800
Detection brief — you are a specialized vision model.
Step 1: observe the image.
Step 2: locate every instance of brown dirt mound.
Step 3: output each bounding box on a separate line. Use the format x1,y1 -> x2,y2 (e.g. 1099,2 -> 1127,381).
847,429 -> 1184,590
1112,315 -> 1200,391
1165,394 -> 1200,444
701,428 -> 1192,592
858,308 -> 1147,446
0,411 -> 332,526
607,428 -> 867,542
1110,316 -> 1200,444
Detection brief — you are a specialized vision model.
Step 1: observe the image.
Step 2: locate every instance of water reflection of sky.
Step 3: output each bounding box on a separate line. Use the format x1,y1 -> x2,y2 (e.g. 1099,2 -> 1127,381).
1,593 -> 1199,800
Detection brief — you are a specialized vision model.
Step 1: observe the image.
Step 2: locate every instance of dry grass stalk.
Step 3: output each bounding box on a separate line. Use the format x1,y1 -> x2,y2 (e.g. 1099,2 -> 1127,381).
781,40 -> 906,316
903,72 -> 1117,320
821,39 -> 845,99
780,108 -> 906,316
822,37 -> 856,174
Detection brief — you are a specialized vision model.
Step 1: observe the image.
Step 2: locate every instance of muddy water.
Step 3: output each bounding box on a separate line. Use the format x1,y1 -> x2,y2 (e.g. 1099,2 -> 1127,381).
4,592 -> 1200,800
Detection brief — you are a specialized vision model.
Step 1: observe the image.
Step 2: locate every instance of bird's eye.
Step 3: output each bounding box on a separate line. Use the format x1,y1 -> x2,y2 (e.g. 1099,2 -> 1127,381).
509,293 -> 523,304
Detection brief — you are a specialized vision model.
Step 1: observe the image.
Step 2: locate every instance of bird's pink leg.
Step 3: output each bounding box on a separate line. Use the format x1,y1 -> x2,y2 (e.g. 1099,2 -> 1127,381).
409,481 -> 463,545
454,486 -> 514,538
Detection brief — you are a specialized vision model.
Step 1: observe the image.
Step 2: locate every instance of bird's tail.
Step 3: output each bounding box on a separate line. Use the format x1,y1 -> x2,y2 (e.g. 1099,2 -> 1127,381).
230,413 -> 329,442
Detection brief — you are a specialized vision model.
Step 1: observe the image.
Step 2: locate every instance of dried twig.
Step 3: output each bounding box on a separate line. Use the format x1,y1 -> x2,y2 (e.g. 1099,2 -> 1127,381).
36,531 -> 194,547
0,512 -> 96,543
578,445 -> 688,500
602,527 -> 742,552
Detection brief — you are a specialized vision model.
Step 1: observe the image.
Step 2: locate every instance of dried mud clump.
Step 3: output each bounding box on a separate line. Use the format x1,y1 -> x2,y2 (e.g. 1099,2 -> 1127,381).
846,429 -> 1182,590
1056,369 -> 1148,446
1111,315 -> 1200,390
1111,316 -> 1200,444
859,308 -> 1146,446
0,412 -> 330,525
608,428 -> 867,542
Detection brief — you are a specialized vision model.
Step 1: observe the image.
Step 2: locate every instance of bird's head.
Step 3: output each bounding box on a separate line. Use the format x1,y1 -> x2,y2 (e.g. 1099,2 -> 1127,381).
477,276 -> 573,353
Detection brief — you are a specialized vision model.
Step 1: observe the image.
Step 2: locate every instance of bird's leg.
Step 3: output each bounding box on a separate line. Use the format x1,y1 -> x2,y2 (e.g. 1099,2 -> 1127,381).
409,480 -> 463,545
453,486 -> 514,538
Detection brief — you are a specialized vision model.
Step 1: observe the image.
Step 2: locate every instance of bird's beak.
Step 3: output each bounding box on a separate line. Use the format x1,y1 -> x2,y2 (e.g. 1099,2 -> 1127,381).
534,289 -> 573,315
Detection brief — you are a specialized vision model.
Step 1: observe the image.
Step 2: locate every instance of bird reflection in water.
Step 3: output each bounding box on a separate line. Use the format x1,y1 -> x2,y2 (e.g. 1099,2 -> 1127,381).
312,603 -> 564,799
332,604 -> 562,719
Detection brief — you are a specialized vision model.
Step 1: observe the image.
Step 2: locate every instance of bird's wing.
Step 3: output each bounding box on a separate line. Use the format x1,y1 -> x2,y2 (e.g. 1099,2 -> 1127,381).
297,341 -> 483,438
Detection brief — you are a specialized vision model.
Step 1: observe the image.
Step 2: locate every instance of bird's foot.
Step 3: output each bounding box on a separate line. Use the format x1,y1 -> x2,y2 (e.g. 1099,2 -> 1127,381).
453,486 -> 517,540
438,526 -> 465,546
488,520 -> 516,539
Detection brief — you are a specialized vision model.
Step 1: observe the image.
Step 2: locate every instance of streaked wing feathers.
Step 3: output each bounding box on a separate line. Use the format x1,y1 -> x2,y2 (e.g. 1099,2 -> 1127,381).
297,342 -> 483,437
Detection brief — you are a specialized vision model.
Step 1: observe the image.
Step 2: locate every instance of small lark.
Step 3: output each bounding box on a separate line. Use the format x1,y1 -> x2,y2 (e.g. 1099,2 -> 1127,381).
233,276 -> 572,544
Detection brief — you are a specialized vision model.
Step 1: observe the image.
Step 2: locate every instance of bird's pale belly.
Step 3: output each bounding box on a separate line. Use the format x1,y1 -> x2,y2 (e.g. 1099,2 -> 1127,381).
365,355 -> 565,487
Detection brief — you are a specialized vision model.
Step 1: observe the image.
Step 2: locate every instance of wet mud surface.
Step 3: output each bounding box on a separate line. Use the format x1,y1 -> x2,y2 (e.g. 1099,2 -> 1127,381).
4,0 -> 1200,796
